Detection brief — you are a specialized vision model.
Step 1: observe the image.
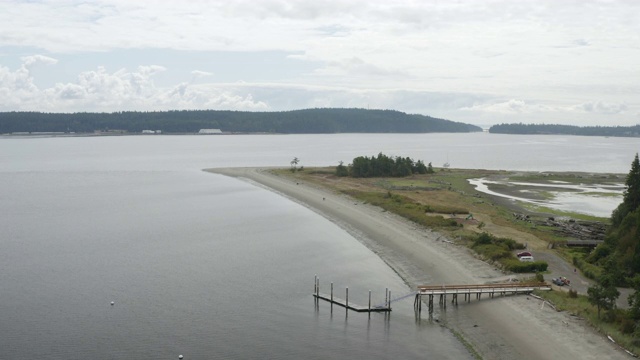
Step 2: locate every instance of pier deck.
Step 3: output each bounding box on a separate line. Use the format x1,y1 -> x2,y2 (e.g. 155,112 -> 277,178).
414,282 -> 552,314
313,293 -> 392,312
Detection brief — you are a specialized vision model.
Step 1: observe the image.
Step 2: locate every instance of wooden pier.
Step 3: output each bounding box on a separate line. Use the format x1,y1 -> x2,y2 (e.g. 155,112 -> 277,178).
414,282 -> 551,314
313,275 -> 392,313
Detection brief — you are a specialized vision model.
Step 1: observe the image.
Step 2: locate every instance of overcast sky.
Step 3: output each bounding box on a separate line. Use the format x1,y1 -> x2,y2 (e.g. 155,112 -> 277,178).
0,0 -> 638,126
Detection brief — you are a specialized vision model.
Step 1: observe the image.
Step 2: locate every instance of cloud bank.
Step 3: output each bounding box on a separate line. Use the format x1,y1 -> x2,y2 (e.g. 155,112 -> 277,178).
0,0 -> 638,126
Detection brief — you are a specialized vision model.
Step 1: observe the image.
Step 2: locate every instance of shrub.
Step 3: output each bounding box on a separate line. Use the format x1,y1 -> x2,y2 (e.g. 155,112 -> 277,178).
503,259 -> 548,273
474,244 -> 512,261
535,273 -> 544,282
620,318 -> 636,334
568,289 -> 578,298
474,232 -> 493,246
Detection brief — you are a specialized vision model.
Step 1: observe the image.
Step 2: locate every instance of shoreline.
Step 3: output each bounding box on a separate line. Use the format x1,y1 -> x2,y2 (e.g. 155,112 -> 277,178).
207,167 -> 630,360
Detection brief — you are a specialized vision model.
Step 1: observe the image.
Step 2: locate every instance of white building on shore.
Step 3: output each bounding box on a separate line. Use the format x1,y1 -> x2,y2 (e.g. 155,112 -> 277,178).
198,129 -> 222,134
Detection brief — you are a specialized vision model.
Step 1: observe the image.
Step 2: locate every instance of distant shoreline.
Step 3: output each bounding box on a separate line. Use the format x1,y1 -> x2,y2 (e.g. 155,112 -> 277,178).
206,167 -> 629,360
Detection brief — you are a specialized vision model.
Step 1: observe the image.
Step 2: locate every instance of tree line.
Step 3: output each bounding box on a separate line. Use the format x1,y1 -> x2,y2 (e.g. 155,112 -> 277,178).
585,154 -> 640,334
489,123 -> 640,137
0,108 -> 482,134
336,152 -> 434,178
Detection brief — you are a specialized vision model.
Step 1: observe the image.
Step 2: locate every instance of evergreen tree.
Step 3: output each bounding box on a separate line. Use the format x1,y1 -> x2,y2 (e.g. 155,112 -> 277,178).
611,153 -> 640,227
625,153 -> 640,213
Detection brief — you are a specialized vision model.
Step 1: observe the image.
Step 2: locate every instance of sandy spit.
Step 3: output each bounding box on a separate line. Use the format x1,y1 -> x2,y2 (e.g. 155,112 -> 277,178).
207,167 -> 631,360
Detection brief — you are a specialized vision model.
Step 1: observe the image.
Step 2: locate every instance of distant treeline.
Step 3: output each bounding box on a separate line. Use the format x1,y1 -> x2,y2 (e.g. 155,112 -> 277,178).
0,108 -> 482,134
489,123 -> 640,137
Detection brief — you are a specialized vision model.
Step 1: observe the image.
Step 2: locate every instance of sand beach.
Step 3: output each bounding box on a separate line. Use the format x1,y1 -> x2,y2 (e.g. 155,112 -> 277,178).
208,167 -> 631,360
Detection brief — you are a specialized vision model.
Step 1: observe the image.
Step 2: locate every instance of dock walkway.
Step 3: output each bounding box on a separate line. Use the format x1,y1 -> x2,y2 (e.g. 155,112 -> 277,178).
415,282 -> 551,314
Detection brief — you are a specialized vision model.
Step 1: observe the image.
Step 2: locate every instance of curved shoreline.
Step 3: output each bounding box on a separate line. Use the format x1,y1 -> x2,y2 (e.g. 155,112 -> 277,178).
206,167 -> 630,360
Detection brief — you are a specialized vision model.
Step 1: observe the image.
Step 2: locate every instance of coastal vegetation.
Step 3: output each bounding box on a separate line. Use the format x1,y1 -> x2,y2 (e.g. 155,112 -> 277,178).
0,108 -> 482,134
490,123 -> 640,137
472,232 -> 547,273
576,154 -> 640,347
277,162 -> 640,354
338,152 -> 433,178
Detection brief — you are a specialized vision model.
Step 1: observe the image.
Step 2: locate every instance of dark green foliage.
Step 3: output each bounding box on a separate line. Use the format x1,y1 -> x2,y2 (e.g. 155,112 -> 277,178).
335,161 -> 349,177
489,123 -> 640,138
627,276 -> 640,321
587,154 -> 640,285
503,259 -> 548,273
473,232 -> 493,246
473,244 -> 512,261
0,108 -> 482,134
471,232 -> 543,272
586,243 -> 613,264
568,289 -> 578,298
427,162 -> 434,174
587,258 -> 622,320
588,283 -> 620,319
535,273 -> 544,282
348,153 -> 432,178
611,154 -> 640,227
620,318 -> 636,334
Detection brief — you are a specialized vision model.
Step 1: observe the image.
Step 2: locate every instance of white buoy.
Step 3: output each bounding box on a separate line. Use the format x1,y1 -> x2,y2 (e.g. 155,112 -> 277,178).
110,301 -> 114,306
178,355 -> 183,359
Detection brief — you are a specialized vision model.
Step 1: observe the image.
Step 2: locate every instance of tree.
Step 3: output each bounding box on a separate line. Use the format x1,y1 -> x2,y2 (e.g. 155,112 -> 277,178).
290,157 -> 299,172
336,161 -> 349,177
587,284 -> 619,319
623,153 -> 640,212
628,275 -> 640,321
612,153 -> 640,226
588,260 -> 621,319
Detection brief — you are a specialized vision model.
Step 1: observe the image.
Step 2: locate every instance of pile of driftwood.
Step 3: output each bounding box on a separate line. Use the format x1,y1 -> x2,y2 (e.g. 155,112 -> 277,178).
513,213 -> 606,241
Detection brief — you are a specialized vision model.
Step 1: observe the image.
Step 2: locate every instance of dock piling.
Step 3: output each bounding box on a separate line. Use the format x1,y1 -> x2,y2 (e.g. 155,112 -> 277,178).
312,277 -> 392,313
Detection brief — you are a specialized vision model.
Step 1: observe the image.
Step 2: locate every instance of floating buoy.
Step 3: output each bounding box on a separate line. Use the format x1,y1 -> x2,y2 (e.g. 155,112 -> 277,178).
110,301 -> 114,306
179,355 -> 184,359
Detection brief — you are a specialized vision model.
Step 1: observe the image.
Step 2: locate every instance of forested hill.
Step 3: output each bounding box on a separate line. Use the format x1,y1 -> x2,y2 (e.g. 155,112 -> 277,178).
0,108 -> 482,134
490,123 -> 640,137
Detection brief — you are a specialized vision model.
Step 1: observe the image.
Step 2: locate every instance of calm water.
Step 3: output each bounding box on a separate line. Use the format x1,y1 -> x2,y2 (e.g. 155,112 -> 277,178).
1,133 -> 639,359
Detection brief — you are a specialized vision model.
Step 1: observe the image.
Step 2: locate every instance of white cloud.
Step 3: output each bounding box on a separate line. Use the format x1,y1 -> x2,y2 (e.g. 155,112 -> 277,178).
0,56 -> 269,112
0,1 -> 638,125
21,54 -> 58,67
574,101 -> 628,115
460,99 -> 552,114
191,70 -> 213,78
462,99 -> 630,116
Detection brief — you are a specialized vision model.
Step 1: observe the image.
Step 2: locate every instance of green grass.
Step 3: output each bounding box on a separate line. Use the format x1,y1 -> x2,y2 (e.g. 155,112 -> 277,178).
341,190 -> 463,228
375,179 -> 440,190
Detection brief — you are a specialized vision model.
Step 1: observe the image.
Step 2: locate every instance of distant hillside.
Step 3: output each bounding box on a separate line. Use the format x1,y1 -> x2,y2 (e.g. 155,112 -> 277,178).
489,123 -> 640,137
0,108 -> 482,134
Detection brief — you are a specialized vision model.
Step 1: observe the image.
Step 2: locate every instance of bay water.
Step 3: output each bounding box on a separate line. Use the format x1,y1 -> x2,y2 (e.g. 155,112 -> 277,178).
1,133 -> 639,359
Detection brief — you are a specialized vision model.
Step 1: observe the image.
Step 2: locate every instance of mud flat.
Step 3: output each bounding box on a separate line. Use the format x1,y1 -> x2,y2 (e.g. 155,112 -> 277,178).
207,167 -> 630,360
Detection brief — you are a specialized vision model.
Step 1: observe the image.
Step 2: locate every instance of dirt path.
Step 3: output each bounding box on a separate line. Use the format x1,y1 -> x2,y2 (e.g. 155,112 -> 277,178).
207,167 -> 632,360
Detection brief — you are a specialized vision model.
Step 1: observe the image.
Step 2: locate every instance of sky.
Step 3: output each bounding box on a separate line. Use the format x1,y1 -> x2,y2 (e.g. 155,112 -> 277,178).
0,0 -> 638,127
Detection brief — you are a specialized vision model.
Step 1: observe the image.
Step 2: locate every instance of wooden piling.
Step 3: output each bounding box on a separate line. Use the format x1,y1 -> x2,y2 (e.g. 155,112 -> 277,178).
346,287 -> 349,308
331,282 -> 333,302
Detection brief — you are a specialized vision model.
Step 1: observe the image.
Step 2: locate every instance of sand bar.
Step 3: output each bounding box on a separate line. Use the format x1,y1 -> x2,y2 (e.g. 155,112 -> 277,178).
208,167 -> 630,360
